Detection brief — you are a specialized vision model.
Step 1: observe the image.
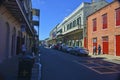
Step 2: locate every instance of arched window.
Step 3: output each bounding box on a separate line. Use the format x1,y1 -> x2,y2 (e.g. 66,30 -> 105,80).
5,22 -> 10,58
11,27 -> 16,56
16,31 -> 22,55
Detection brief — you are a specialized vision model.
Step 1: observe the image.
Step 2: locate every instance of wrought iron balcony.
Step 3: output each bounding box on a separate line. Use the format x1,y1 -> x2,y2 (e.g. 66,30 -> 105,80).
3,0 -> 34,35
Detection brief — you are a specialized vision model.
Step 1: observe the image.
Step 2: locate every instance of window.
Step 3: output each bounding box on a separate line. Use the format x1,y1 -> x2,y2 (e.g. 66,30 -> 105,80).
102,13 -> 107,29
93,38 -> 97,43
73,20 -> 76,27
93,38 -> 97,49
67,24 -> 70,30
58,29 -> 62,33
102,36 -> 108,42
77,17 -> 81,25
116,8 -> 120,26
64,26 -> 65,32
70,22 -> 72,29
93,18 -> 97,31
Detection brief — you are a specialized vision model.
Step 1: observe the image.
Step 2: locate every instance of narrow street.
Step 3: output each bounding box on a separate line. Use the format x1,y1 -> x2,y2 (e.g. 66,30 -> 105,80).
40,46 -> 120,80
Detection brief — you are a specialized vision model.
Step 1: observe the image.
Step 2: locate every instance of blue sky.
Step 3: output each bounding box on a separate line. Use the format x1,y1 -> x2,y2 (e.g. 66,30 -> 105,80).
32,0 -> 113,40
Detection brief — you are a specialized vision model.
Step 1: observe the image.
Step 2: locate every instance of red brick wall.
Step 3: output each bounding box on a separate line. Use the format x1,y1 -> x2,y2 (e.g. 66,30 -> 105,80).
87,1 -> 120,56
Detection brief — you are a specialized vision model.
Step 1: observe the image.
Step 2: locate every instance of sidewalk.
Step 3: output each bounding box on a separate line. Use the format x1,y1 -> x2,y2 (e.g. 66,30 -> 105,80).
31,53 -> 42,80
0,56 -> 19,80
89,54 -> 120,64
0,53 -> 42,80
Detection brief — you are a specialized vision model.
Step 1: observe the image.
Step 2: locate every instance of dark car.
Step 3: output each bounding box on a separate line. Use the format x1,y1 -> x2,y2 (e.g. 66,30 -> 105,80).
54,43 -> 61,50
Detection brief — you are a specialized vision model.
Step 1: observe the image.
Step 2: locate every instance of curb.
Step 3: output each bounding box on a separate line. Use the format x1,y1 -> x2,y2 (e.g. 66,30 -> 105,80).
31,63 -> 42,80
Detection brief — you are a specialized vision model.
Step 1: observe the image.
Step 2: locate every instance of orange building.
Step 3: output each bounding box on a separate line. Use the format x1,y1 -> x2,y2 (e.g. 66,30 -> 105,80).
87,0 -> 120,56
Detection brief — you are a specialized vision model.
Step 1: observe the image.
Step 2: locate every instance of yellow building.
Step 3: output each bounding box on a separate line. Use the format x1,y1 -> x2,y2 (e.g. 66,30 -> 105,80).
0,0 -> 37,62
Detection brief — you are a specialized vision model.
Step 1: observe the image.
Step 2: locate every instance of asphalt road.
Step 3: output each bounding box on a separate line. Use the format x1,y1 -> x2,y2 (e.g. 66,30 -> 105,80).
40,46 -> 120,80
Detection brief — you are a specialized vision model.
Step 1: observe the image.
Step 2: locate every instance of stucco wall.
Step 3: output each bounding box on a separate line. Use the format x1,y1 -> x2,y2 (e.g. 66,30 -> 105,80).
0,6 -> 21,62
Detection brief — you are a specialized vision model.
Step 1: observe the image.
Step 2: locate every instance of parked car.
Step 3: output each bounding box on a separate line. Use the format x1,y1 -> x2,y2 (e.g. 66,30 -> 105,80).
50,44 -> 55,49
69,46 -> 79,55
54,43 -> 61,50
78,48 -> 89,56
61,45 -> 68,52
70,47 -> 89,56
66,46 -> 73,53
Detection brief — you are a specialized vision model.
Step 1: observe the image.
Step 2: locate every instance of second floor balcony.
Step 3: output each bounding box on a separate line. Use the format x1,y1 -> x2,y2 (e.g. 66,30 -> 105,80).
3,0 -> 34,35
63,24 -> 83,35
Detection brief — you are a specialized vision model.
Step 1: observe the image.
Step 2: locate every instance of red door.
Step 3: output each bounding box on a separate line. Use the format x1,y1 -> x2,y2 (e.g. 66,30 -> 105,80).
116,35 -> 120,56
102,37 -> 108,54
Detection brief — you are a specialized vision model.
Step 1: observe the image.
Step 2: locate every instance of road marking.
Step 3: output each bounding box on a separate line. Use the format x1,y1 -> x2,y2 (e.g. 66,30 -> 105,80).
73,60 -> 120,74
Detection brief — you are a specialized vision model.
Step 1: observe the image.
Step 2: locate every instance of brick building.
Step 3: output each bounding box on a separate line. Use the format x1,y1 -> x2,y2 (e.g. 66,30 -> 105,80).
87,0 -> 120,56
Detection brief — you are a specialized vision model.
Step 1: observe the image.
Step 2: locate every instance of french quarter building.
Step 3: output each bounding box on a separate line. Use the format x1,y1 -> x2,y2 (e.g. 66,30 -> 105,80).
87,0 -> 120,56
50,0 -> 108,47
48,24 -> 59,45
0,0 -> 35,62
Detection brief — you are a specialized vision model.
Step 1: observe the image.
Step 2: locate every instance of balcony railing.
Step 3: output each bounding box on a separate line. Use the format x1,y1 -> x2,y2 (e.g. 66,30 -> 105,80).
16,0 -> 34,34
18,0 -> 30,22
3,0 -> 34,35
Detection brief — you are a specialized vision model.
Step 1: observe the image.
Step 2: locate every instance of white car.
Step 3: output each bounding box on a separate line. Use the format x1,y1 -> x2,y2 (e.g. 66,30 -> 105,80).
70,47 -> 89,56
66,47 -> 73,53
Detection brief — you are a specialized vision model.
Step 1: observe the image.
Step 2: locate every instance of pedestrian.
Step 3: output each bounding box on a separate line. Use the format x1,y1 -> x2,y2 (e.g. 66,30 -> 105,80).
93,46 -> 97,55
98,45 -> 101,55
32,46 -> 35,56
21,43 -> 26,55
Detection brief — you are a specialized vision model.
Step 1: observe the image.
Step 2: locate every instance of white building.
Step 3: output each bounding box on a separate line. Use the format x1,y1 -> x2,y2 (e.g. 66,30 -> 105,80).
55,0 -> 108,47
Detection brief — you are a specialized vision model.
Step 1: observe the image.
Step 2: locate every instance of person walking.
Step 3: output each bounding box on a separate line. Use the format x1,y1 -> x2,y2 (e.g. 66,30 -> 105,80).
93,46 -> 97,55
98,45 -> 101,55
21,43 -> 26,55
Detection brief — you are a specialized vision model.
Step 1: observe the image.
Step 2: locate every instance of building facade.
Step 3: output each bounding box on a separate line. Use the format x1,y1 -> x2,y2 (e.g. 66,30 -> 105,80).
50,0 -> 108,47
87,0 -> 120,56
0,0 -> 37,62
48,25 -> 58,45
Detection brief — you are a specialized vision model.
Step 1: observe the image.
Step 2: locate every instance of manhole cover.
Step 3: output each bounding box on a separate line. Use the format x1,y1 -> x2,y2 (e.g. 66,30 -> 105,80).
92,67 -> 116,74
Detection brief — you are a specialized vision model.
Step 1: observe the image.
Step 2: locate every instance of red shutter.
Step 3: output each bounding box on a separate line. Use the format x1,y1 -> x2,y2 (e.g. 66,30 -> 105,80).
116,35 -> 120,56
116,8 -> 120,26
93,19 -> 97,31
102,37 -> 108,54
103,42 -> 108,54
103,14 -> 107,29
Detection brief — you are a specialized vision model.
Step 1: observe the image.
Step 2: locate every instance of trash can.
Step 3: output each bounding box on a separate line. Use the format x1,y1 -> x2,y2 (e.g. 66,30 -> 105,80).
17,55 -> 35,80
